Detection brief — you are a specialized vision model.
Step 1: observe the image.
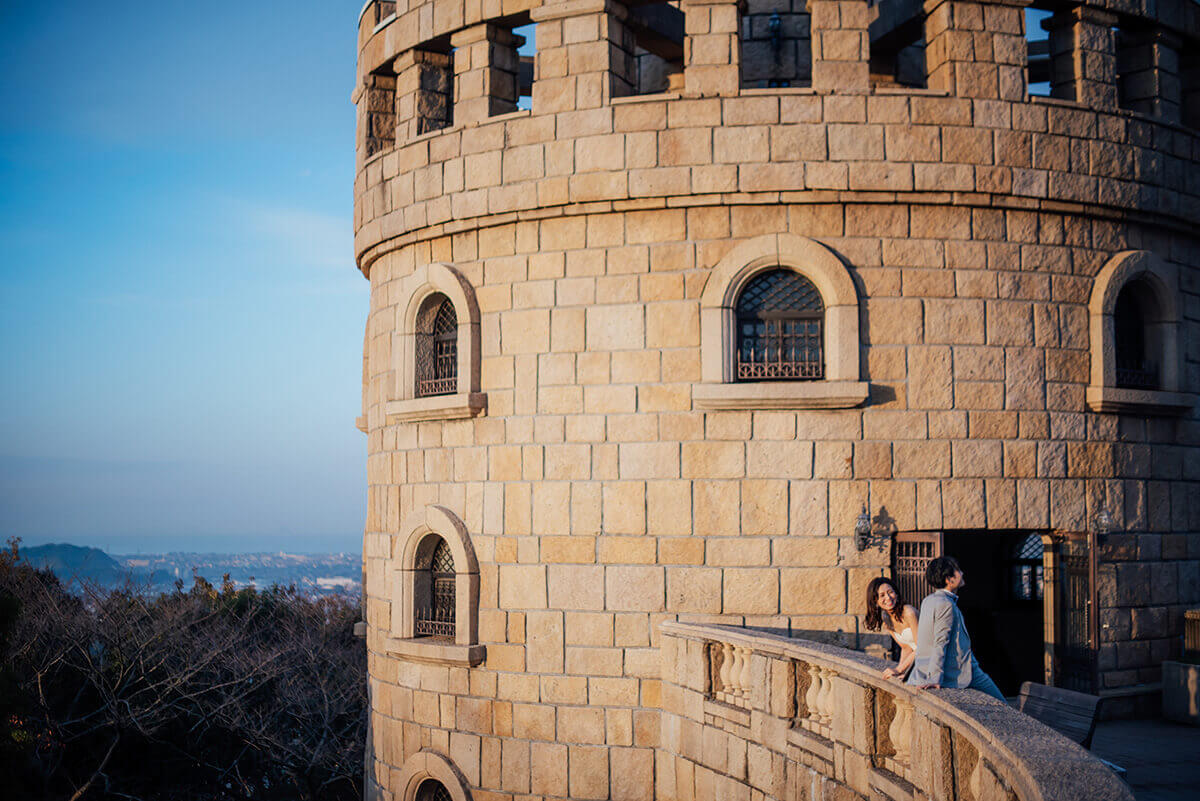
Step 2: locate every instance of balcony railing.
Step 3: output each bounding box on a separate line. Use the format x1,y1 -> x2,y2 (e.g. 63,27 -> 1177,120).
660,621 -> 1133,801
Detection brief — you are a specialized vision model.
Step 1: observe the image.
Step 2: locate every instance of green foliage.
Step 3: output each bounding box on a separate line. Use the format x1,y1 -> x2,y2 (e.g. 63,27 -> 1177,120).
0,539 -> 367,801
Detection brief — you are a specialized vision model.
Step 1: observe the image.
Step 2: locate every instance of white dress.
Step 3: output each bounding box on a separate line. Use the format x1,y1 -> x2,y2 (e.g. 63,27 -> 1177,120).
892,626 -> 916,651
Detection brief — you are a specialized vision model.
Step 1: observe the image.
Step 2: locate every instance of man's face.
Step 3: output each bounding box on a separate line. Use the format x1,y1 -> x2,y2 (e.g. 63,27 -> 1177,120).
946,569 -> 965,592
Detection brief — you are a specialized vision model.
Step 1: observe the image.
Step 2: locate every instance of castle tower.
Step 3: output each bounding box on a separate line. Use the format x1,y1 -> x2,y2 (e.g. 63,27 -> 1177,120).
353,0 -> 1200,797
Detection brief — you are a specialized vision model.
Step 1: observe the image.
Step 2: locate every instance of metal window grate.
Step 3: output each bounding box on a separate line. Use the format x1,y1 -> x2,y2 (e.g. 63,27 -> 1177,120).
1113,284 -> 1160,390
415,539 -> 456,638
415,296 -> 458,397
415,779 -> 453,801
735,269 -> 824,381
893,533 -> 940,607
1010,533 -> 1045,601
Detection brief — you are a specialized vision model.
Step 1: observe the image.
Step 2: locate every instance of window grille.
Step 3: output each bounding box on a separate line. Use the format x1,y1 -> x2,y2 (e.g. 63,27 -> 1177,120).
1010,533 -> 1044,602
415,779 -> 453,801
1113,286 -> 1159,390
892,532 -> 941,607
415,295 -> 458,397
415,538 -> 456,638
735,269 -> 824,381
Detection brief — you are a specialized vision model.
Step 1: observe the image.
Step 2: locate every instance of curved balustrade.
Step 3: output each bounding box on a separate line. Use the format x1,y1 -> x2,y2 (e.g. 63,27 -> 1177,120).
659,621 -> 1133,801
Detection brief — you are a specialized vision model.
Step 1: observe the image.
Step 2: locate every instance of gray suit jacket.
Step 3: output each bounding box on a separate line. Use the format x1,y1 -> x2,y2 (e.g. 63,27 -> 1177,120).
906,589 -> 977,688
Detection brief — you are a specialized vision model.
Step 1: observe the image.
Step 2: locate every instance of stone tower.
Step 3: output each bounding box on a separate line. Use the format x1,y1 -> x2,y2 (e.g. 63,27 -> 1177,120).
353,0 -> 1200,797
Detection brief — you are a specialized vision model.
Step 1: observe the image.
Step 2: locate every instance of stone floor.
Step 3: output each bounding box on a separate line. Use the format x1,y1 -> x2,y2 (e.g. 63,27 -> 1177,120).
1091,718 -> 1200,801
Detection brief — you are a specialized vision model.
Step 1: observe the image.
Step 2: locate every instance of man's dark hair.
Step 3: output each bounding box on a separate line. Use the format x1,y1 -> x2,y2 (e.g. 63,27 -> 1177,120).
925,556 -> 961,589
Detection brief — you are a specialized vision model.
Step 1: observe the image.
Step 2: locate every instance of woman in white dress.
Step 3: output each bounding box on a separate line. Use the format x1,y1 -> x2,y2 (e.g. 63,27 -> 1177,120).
864,577 -> 920,680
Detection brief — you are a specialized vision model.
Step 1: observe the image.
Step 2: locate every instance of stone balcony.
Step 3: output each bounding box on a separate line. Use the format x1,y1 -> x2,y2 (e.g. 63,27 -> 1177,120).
658,621 -> 1133,801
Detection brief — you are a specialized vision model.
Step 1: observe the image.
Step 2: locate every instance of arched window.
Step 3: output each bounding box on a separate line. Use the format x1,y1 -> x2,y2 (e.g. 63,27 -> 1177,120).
735,269 -> 824,381
1087,250 -> 1191,415
390,505 -> 483,666
1010,533 -> 1044,602
696,234 -> 867,410
414,536 -> 456,638
1113,280 -> 1159,390
415,779 -> 452,801
415,294 -> 458,398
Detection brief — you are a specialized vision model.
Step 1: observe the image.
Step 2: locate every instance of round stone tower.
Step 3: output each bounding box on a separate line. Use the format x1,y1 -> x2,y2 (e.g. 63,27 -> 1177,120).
353,0 -> 1200,797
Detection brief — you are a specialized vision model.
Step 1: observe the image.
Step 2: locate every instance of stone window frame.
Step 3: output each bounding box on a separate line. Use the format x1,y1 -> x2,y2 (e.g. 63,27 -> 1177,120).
696,233 -> 869,410
388,505 -> 485,666
385,263 -> 487,422
396,750 -> 472,801
1087,250 -> 1194,415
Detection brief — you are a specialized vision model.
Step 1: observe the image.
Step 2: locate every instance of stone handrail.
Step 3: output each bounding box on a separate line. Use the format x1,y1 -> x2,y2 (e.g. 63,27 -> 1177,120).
658,621 -> 1133,801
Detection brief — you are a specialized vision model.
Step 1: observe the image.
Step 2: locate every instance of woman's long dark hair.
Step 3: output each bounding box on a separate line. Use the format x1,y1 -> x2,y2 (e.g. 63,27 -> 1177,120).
864,577 -> 906,632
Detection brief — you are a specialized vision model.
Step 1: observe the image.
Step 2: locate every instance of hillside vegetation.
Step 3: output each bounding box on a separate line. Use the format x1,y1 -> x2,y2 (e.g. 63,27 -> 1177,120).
0,540 -> 366,801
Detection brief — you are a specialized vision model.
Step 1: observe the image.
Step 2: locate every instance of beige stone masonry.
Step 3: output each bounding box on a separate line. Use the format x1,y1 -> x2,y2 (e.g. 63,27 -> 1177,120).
1046,7 -> 1117,109
531,0 -> 636,113
681,0 -> 746,97
451,24 -> 521,126
1116,26 -> 1183,123
394,49 -> 453,141
924,0 -> 1029,101
808,0 -> 870,94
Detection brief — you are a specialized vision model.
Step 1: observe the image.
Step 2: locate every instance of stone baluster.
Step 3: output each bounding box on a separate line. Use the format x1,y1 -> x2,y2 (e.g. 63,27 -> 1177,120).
738,646 -> 753,706
728,645 -> 745,702
889,693 -> 913,764
805,663 -> 823,724
717,641 -> 733,701
817,667 -> 834,726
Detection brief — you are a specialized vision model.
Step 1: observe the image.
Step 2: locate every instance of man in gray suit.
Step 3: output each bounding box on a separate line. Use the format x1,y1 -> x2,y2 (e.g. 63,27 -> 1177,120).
906,556 -> 1006,702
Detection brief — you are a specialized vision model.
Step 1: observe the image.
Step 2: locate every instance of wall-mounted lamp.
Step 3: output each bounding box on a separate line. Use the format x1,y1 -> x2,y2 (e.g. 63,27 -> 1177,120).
1093,507 -> 1115,545
854,505 -> 872,551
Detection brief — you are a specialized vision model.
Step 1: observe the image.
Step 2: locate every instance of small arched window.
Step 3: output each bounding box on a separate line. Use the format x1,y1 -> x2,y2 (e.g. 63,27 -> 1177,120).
1010,533 -> 1044,602
415,294 -> 457,398
735,269 -> 824,381
415,779 -> 452,801
414,536 -> 455,638
1113,280 -> 1160,390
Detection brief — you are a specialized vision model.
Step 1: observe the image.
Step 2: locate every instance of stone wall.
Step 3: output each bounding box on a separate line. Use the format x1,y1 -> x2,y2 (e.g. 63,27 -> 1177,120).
354,0 -> 1200,796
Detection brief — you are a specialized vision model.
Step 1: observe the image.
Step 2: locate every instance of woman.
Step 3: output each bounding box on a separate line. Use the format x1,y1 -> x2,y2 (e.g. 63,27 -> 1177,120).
864,577 -> 919,680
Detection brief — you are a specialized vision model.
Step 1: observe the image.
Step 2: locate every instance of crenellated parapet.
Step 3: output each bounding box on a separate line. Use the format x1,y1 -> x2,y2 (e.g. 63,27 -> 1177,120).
354,0 -> 1200,271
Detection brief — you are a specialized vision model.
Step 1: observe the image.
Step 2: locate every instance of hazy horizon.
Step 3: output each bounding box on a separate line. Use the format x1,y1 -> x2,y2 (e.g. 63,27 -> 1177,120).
0,1 -> 368,554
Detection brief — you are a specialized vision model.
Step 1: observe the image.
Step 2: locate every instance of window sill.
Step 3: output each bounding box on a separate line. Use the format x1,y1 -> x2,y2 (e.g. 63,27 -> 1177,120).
693,381 -> 869,410
385,637 -> 486,667
1086,386 -> 1195,416
385,392 -> 487,423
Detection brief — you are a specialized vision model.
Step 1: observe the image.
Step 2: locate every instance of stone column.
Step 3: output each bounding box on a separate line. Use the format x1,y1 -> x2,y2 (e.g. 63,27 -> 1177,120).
451,24 -> 521,126
681,0 -> 745,96
1117,26 -> 1182,123
530,0 -> 636,113
807,0 -> 870,93
1045,7 -> 1117,108
359,72 -> 397,159
923,0 -> 1029,100
394,50 -> 453,140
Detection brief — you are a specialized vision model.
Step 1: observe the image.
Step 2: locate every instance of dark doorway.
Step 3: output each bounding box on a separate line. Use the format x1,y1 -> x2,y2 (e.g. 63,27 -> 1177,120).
942,531 -> 1046,696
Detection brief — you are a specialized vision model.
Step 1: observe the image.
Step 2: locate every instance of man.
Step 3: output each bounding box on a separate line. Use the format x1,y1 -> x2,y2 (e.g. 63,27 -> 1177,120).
906,556 -> 1006,702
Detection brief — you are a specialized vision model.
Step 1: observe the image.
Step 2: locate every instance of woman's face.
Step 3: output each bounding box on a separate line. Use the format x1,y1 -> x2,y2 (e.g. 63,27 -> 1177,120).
875,583 -> 898,613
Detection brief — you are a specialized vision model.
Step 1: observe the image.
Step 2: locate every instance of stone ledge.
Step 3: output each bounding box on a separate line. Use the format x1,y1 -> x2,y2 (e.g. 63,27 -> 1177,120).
355,415 -> 367,432
385,393 -> 487,422
1085,386 -> 1195,416
693,381 -> 870,410
384,637 -> 486,667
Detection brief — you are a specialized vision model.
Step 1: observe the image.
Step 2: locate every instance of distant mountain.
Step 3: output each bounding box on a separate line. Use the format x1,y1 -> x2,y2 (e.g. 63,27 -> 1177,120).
19,543 -> 150,587
17,544 -> 361,597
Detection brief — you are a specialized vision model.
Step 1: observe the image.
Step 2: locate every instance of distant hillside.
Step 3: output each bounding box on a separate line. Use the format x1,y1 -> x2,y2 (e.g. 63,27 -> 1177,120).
19,543 -> 156,588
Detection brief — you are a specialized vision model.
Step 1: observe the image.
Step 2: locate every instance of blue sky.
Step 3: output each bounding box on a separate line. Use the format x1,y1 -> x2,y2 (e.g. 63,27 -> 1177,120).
0,1 -> 368,553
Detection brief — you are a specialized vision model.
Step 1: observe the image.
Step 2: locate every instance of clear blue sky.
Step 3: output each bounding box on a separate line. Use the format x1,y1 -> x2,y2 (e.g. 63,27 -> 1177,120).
0,1 -> 367,553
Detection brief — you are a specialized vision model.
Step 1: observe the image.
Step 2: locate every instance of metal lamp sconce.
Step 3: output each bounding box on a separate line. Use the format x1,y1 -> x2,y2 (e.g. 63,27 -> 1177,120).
854,505 -> 872,551
1093,507 -> 1115,545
